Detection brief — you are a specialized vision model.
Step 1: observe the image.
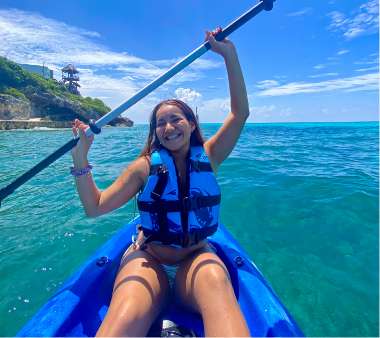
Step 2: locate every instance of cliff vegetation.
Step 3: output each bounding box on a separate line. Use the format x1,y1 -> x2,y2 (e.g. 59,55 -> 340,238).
0,56 -> 132,127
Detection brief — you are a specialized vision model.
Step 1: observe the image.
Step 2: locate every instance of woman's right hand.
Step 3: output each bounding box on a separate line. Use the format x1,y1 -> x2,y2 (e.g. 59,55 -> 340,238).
71,119 -> 94,166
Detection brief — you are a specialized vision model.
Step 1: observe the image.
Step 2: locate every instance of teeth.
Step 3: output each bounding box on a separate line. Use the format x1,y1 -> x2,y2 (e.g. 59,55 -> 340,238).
166,133 -> 180,140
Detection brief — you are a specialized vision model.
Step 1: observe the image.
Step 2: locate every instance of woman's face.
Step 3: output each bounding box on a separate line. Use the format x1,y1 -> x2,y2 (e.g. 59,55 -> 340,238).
155,104 -> 195,152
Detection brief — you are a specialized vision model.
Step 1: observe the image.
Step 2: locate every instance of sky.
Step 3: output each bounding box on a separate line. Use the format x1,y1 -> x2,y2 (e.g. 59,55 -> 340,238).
0,0 -> 378,123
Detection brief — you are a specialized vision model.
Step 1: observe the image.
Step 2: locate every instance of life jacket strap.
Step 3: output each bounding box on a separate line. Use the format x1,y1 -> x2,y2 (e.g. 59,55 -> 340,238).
151,160 -> 211,174
150,167 -> 169,236
149,164 -> 168,176
137,194 -> 221,213
150,166 -> 168,200
190,160 -> 213,172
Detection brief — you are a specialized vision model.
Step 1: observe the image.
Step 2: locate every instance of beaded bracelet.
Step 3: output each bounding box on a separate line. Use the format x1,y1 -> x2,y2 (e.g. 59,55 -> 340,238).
70,164 -> 93,177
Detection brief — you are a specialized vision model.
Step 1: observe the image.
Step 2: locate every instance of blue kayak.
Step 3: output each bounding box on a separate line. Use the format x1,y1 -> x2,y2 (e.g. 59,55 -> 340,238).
17,217 -> 303,337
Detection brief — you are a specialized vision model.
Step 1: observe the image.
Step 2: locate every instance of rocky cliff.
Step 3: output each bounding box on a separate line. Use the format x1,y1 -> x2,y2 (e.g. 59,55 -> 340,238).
0,57 -> 133,128
0,94 -> 31,120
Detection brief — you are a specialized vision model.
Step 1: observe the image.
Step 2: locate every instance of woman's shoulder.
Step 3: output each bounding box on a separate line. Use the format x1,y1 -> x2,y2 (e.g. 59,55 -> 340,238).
134,155 -> 150,174
123,156 -> 150,184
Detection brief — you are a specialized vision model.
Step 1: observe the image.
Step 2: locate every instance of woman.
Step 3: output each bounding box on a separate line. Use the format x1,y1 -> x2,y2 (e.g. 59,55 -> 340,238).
71,28 -> 250,337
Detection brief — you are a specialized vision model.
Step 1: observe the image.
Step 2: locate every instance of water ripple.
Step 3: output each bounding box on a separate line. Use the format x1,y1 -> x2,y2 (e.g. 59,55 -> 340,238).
0,123 -> 378,336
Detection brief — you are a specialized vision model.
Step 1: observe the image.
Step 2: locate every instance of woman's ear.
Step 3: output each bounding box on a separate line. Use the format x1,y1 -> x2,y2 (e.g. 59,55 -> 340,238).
190,121 -> 196,133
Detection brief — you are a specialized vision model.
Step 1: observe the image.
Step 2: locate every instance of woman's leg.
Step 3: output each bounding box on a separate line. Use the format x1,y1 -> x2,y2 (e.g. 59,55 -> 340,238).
96,247 -> 170,337
175,246 -> 250,337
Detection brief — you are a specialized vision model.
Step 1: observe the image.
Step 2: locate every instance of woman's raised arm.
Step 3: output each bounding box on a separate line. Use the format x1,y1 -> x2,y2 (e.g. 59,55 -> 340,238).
204,29 -> 249,170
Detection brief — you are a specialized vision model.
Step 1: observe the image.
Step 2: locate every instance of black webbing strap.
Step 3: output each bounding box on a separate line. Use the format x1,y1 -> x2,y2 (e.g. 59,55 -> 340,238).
137,194 -> 221,213
150,164 -> 164,175
151,160 -> 211,174
150,166 -> 168,201
190,160 -> 213,172
150,166 -> 169,237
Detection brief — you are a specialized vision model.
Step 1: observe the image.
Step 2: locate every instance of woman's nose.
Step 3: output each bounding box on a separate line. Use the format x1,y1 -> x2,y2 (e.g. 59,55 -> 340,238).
165,122 -> 175,131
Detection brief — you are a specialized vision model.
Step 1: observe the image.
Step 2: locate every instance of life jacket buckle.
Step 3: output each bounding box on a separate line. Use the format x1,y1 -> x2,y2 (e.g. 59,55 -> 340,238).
157,165 -> 168,175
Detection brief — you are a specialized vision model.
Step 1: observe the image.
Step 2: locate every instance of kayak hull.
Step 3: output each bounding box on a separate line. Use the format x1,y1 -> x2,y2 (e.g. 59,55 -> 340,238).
17,218 -> 303,337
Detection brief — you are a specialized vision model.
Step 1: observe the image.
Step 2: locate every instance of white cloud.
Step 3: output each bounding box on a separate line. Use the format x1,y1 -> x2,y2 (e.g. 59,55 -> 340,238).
256,80 -> 280,89
354,55 -> 379,65
287,8 -> 312,17
174,88 -> 202,105
327,0 -> 379,39
196,97 -> 230,122
355,66 -> 379,72
309,72 -> 339,78
313,64 -> 326,70
0,8 -> 221,111
250,104 -> 276,115
257,73 -> 379,96
337,49 -> 349,55
190,59 -> 223,70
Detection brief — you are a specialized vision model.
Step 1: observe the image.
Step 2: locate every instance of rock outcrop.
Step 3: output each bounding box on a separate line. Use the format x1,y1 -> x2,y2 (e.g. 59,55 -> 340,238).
0,57 -> 134,128
0,94 -> 31,120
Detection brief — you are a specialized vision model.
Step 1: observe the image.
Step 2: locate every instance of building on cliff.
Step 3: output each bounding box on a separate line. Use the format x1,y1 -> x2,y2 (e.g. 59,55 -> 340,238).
61,64 -> 80,95
19,63 -> 54,80
0,58 -> 134,129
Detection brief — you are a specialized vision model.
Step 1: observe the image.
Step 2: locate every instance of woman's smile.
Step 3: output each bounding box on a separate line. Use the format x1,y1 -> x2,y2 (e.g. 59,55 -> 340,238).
165,132 -> 182,141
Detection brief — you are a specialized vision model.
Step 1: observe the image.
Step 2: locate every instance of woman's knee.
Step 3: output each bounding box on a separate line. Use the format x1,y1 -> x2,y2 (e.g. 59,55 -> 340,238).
190,261 -> 234,308
197,262 -> 230,290
176,251 -> 233,308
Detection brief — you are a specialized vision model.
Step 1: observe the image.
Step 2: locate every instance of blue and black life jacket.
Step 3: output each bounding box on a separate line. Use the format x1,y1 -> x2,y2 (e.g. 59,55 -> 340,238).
137,146 -> 221,247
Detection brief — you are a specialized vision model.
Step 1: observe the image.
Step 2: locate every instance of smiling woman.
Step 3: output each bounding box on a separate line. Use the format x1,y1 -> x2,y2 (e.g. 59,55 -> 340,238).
141,99 -> 203,156
70,28 -> 254,336
1,0 -> 379,336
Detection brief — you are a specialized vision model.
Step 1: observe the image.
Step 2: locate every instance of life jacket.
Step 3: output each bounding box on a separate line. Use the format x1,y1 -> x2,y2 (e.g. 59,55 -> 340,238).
137,146 -> 221,247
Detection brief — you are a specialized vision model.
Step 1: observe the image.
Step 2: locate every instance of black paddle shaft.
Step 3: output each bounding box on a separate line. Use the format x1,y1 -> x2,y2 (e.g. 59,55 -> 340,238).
0,0 -> 275,206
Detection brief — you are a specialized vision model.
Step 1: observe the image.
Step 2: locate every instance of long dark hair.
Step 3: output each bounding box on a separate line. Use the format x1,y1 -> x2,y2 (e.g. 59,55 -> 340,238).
139,99 -> 204,158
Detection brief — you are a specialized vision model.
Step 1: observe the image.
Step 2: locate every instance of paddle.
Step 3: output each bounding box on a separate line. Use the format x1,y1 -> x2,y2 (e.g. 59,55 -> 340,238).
0,0 -> 275,206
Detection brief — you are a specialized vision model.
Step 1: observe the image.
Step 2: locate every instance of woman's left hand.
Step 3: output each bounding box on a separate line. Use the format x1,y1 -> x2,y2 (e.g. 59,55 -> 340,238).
205,27 -> 236,59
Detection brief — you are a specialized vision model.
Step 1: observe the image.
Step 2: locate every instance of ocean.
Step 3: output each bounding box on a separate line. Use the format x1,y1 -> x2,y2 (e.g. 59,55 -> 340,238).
0,122 -> 378,336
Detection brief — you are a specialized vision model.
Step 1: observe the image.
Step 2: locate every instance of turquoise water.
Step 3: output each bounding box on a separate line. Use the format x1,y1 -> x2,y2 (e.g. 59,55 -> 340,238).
0,122 -> 378,336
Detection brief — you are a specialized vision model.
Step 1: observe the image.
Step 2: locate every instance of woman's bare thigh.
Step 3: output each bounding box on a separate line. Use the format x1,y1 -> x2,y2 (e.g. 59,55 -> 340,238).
96,246 -> 170,336
174,245 -> 249,336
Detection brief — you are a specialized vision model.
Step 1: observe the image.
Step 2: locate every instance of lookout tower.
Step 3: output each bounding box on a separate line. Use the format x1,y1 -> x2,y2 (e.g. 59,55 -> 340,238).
61,64 -> 80,95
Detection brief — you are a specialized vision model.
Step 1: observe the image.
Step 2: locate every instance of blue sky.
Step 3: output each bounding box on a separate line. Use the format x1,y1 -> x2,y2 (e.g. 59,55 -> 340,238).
0,0 -> 378,123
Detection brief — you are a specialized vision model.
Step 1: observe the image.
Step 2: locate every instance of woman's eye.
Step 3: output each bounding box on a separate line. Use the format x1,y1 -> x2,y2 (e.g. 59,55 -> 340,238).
156,117 -> 181,128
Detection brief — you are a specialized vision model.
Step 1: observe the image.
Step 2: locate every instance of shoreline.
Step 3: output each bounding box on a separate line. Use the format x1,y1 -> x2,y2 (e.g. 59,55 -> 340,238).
0,119 -> 71,130
0,119 -> 133,130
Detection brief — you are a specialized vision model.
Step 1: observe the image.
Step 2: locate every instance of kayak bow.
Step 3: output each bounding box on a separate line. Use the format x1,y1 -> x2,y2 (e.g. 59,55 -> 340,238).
17,217 -> 303,337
